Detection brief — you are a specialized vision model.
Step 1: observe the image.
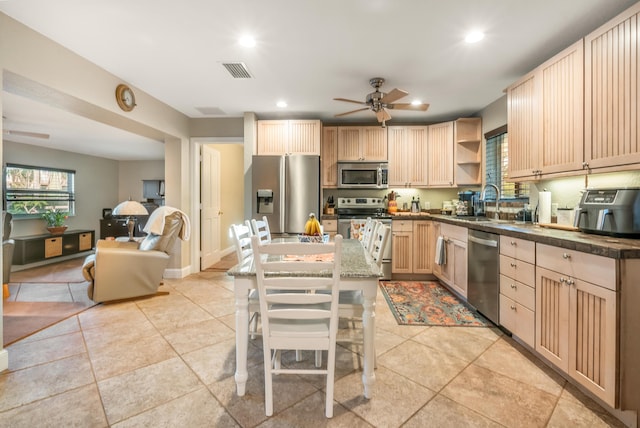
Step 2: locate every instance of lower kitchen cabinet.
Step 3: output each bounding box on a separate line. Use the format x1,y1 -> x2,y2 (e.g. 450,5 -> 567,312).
391,219 -> 432,275
321,219 -> 337,238
535,243 -> 617,407
432,221 -> 467,297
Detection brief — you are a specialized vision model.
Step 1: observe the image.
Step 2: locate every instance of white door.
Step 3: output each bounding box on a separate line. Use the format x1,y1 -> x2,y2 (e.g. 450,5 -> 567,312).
200,145 -> 222,269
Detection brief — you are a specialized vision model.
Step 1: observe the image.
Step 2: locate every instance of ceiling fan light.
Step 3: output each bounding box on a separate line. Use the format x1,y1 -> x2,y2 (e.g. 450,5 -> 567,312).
276,101 -> 287,108
411,100 -> 422,106
465,31 -> 485,43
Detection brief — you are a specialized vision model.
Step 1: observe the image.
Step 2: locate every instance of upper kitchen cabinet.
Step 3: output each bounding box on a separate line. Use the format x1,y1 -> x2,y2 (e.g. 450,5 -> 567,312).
584,2 -> 640,170
257,120 -> 321,155
454,118 -> 482,185
507,40 -> 584,180
321,126 -> 338,187
337,126 -> 387,161
427,121 -> 454,187
387,126 -> 429,187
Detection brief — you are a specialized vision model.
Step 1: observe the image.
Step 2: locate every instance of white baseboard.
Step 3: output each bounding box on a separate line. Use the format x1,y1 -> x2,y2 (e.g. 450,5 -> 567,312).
0,349 -> 8,372
164,265 -> 191,279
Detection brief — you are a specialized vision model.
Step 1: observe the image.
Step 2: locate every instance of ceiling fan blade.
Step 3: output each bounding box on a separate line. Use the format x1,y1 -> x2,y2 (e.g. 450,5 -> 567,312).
333,97 -> 367,105
381,88 -> 408,104
335,107 -> 370,117
3,129 -> 50,139
376,108 -> 392,122
388,103 -> 430,111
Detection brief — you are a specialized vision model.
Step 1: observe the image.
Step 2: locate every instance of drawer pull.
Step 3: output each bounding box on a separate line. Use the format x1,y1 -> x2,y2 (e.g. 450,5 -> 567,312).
562,253 -> 571,259
510,262 -> 516,267
566,278 -> 575,286
510,284 -> 517,289
510,241 -> 516,246
510,305 -> 517,311
560,277 -> 566,283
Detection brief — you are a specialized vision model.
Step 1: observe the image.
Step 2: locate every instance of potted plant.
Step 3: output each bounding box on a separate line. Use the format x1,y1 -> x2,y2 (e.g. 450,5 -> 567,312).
42,208 -> 69,234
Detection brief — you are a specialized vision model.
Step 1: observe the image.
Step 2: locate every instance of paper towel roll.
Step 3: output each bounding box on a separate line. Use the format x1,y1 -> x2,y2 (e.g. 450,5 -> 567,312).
539,191 -> 552,224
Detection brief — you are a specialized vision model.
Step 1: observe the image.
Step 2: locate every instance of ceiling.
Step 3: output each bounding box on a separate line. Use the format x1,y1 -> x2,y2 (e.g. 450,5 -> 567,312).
1,0 -> 638,160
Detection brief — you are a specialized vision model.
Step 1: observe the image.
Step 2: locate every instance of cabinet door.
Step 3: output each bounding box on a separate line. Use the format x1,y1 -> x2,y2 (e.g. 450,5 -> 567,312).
427,122 -> 454,187
539,40 -> 584,175
585,3 -> 640,169
387,127 -> 408,186
413,220 -> 432,274
407,127 -> 429,186
257,120 -> 289,155
507,73 -> 540,179
391,231 -> 412,273
569,278 -> 617,406
288,120 -> 320,155
361,127 -> 388,161
536,266 -> 570,371
337,127 -> 362,160
321,127 -> 338,187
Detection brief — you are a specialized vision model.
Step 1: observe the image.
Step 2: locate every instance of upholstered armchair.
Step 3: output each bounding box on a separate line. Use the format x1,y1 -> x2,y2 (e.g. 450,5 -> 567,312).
82,208 -> 190,303
3,211 -> 15,297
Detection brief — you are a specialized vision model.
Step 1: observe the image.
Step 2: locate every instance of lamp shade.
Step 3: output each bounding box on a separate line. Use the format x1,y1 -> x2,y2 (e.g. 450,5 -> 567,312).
112,200 -> 149,216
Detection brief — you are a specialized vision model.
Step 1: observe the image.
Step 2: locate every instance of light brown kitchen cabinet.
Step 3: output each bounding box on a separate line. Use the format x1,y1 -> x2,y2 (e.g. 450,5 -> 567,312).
584,2 -> 640,170
507,40 -> 584,180
337,126 -> 387,161
321,126 -> 338,187
535,243 -> 617,407
432,222 -> 467,297
499,236 -> 535,347
257,120 -> 321,155
427,122 -> 454,187
391,219 -> 432,275
454,118 -> 483,185
321,219 -> 337,237
387,126 -> 429,187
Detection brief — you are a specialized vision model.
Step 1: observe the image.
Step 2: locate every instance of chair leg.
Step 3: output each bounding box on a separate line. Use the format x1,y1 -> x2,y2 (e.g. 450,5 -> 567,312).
325,348 -> 336,418
295,350 -> 302,361
264,348 -> 274,416
315,350 -> 323,368
249,312 -> 259,340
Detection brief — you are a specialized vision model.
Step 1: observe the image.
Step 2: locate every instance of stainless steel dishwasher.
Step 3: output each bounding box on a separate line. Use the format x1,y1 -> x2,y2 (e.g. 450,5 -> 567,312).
467,229 -> 500,324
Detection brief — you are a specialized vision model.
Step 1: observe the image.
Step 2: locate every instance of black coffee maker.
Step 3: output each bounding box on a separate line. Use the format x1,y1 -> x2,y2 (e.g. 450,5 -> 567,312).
457,191 -> 480,216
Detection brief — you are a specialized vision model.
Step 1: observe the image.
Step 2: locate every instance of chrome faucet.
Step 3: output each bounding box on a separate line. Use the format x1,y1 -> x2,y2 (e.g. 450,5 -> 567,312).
480,183 -> 501,220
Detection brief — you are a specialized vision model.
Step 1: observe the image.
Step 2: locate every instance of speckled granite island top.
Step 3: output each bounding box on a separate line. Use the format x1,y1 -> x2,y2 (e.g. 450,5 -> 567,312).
227,238 -> 383,277
410,214 -> 640,259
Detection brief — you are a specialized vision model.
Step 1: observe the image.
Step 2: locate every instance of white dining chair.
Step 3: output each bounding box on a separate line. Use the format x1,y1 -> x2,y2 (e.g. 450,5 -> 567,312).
369,223 -> 390,268
359,217 -> 374,250
250,216 -> 272,244
251,234 -> 343,418
230,222 -> 261,339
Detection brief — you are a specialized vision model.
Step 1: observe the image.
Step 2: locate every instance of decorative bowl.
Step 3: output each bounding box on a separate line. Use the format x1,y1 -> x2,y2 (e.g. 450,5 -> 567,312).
297,233 -> 330,243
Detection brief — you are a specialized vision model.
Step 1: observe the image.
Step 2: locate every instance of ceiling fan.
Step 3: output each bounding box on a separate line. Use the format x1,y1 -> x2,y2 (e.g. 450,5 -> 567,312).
2,116 -> 50,139
334,77 -> 429,126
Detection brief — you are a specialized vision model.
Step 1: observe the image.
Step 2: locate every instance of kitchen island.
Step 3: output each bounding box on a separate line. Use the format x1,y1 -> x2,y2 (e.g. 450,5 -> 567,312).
227,238 -> 383,399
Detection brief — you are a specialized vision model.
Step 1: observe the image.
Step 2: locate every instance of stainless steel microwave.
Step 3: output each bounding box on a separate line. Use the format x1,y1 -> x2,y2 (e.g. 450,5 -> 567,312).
337,162 -> 388,189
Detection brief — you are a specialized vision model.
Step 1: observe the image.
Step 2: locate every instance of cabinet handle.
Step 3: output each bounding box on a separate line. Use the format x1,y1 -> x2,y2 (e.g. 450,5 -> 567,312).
562,252 -> 571,259
510,241 -> 516,246
566,278 -> 575,286
510,305 -> 517,311
510,262 -> 516,267
510,283 -> 517,289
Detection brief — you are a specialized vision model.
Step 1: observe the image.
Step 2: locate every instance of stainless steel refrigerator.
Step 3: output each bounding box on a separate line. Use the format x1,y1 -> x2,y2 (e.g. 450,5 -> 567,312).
251,155 -> 320,235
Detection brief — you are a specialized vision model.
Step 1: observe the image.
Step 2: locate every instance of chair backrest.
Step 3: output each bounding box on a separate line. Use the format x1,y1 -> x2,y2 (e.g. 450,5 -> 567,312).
250,216 -> 271,244
369,223 -> 390,267
251,234 -> 343,347
357,217 -> 373,246
230,223 -> 253,263
138,211 -> 184,254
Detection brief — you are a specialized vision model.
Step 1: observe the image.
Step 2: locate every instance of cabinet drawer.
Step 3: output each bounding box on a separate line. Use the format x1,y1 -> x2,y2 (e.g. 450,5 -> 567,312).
321,219 -> 337,233
79,232 -> 93,251
499,294 -> 535,347
440,223 -> 467,242
392,220 -> 413,232
500,236 -> 535,264
500,274 -> 535,310
44,237 -> 63,258
499,255 -> 535,286
536,243 -> 616,291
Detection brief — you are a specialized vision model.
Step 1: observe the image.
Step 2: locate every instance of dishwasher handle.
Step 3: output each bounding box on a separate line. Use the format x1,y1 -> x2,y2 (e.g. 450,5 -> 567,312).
468,234 -> 498,247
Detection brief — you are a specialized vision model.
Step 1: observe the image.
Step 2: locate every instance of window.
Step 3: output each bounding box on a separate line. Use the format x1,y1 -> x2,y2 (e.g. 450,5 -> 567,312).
4,163 -> 76,218
485,126 -> 529,200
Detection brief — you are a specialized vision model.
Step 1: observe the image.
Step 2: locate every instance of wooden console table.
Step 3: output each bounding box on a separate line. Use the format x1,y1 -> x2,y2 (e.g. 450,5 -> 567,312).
12,229 -> 95,265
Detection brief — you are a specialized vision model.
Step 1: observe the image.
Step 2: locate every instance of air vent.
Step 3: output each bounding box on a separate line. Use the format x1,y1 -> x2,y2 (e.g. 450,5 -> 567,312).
195,107 -> 226,115
222,62 -> 252,79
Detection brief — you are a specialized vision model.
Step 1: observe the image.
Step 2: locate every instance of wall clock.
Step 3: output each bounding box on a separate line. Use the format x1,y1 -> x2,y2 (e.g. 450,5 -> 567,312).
115,84 -> 136,112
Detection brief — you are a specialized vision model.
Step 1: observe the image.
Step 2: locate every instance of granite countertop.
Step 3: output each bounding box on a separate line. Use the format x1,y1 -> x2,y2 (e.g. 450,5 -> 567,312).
227,238 -> 383,278
392,213 -> 640,259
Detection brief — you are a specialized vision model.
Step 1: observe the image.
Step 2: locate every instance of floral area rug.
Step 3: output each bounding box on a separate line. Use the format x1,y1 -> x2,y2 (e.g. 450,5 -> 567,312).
379,281 -> 491,327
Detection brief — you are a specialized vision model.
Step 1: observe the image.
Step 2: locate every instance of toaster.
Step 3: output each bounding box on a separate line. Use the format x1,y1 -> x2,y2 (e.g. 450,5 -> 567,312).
574,188 -> 640,238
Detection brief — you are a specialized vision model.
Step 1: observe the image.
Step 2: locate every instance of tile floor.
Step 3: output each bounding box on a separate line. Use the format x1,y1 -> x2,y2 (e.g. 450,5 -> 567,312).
0,270 -> 632,427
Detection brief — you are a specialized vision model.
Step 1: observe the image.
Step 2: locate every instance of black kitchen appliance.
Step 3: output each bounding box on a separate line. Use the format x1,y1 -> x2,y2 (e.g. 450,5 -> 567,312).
457,191 -> 480,216
574,188 -> 640,237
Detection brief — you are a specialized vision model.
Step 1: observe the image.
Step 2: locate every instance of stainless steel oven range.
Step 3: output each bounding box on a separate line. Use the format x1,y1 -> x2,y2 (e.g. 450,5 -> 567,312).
337,197 -> 391,279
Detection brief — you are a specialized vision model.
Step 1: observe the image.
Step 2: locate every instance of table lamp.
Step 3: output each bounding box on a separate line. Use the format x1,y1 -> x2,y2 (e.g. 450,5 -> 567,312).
112,199 -> 149,241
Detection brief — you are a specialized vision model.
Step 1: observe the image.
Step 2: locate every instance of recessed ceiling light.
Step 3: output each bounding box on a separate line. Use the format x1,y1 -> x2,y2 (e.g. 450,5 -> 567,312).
239,36 -> 256,47
276,101 -> 287,108
465,31 -> 484,43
